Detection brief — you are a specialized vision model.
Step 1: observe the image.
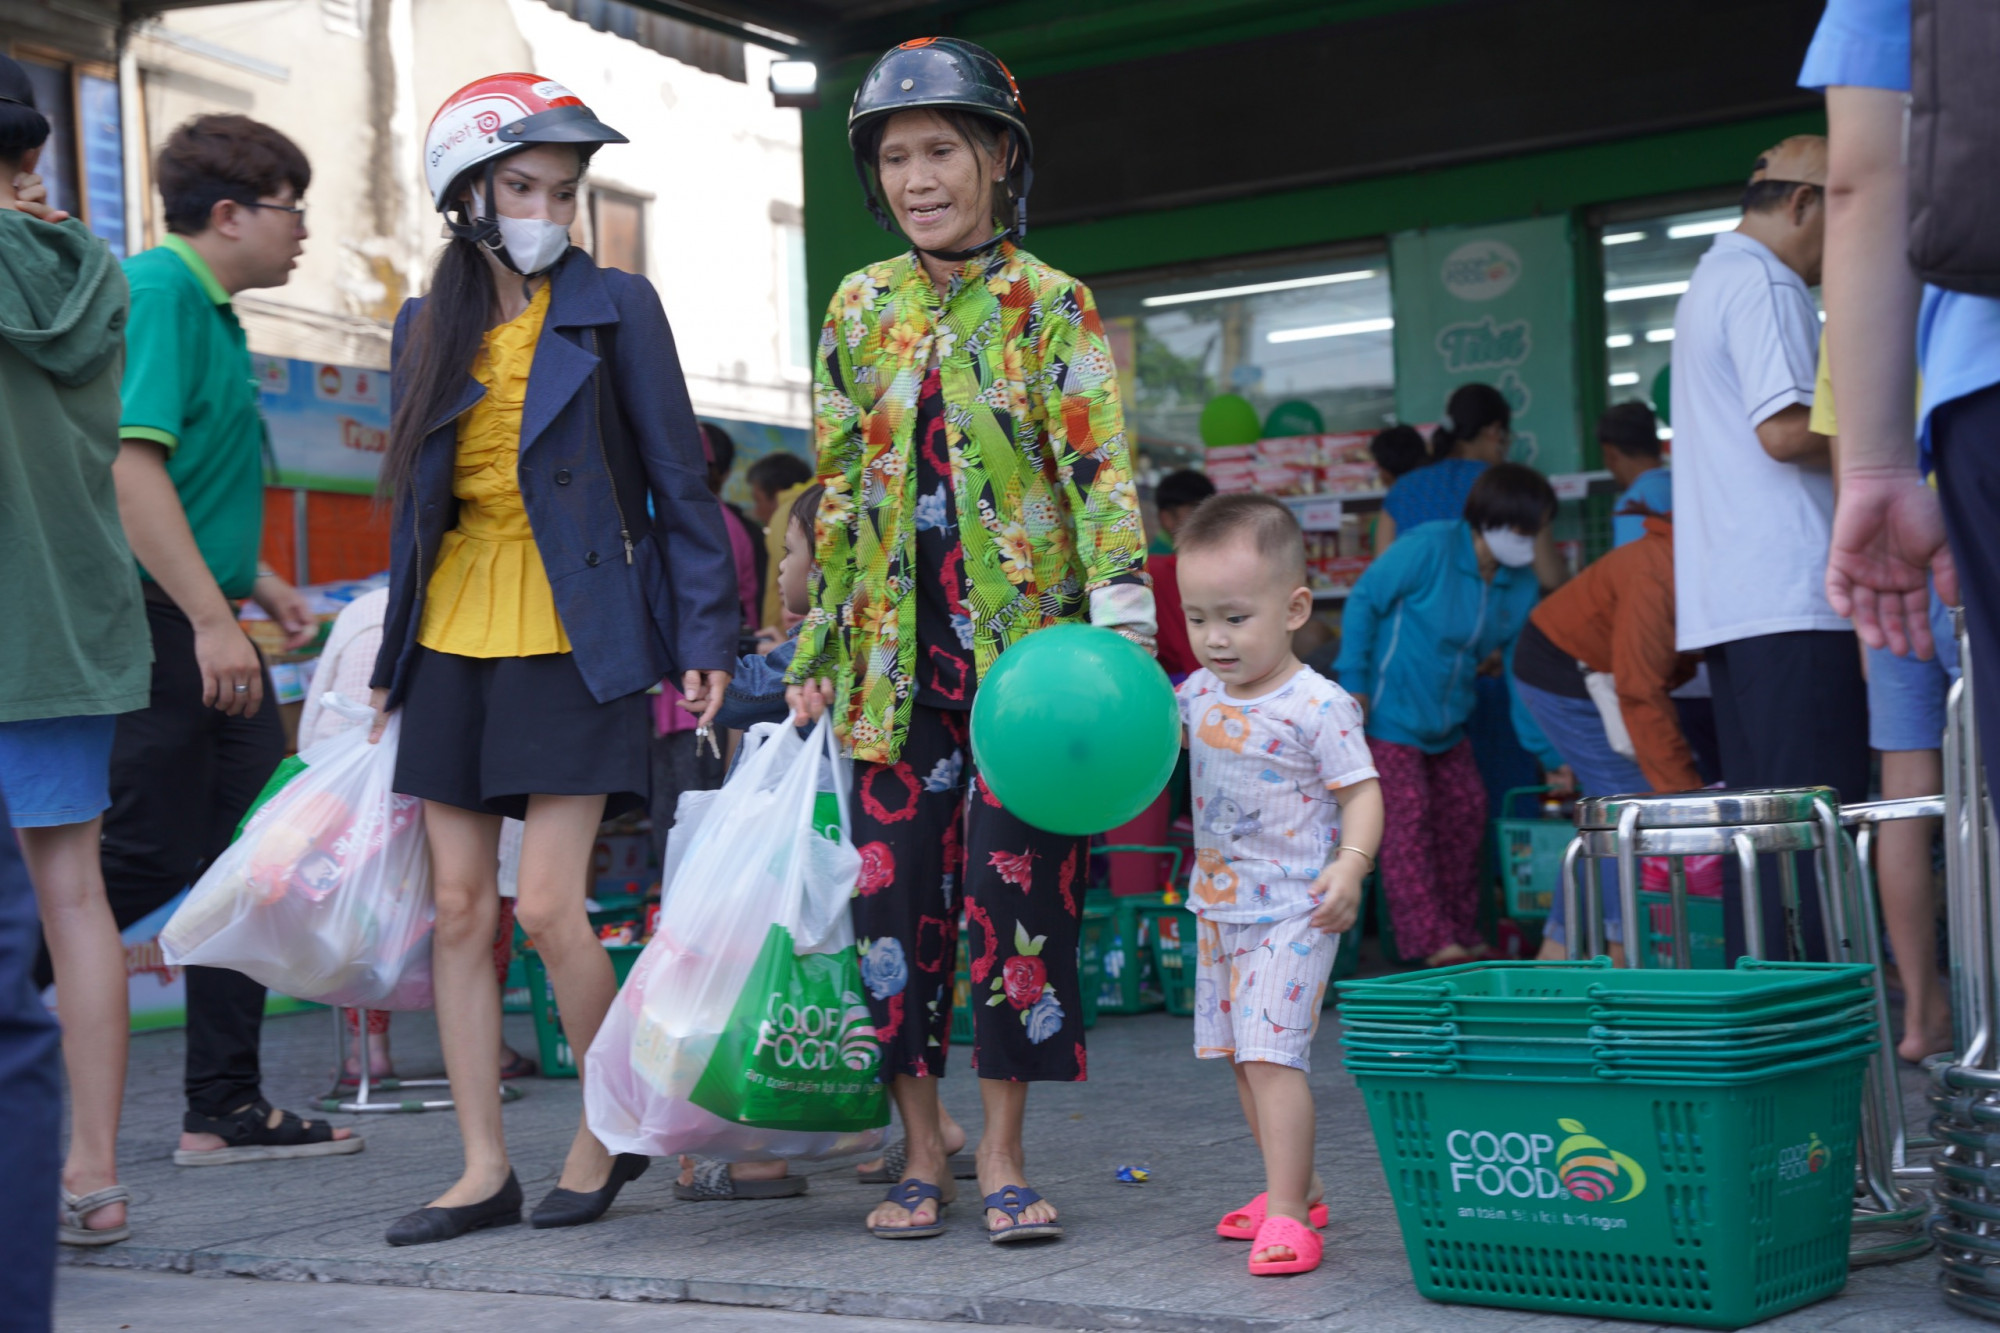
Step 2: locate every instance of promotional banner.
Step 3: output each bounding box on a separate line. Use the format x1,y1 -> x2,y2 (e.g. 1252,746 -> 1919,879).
1390,215 -> 1581,476
255,356 -> 390,494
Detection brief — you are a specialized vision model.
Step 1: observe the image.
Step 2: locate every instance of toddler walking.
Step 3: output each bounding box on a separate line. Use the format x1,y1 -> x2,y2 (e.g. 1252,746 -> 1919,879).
1173,494 -> 1384,1277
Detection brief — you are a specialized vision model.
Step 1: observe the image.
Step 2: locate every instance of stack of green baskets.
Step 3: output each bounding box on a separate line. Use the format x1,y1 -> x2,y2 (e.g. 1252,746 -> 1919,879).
1335,958 -> 1880,1329
523,943 -> 644,1078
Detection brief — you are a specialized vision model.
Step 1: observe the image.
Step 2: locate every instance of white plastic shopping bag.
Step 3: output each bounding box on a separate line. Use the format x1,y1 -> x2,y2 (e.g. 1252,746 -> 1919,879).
161,694 -> 434,1009
585,717 -> 889,1161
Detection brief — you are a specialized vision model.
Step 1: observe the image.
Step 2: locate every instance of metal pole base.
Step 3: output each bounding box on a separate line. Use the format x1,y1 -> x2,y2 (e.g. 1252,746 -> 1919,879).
320,1005 -> 526,1114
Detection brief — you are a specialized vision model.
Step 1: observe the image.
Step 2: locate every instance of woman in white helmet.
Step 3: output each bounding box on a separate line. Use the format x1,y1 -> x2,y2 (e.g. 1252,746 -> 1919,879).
369,73 -> 739,1246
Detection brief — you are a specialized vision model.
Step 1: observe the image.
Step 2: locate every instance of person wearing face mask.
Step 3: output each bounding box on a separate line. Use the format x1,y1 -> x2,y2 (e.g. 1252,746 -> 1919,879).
1336,464 -> 1556,968
367,74 -> 738,1246
787,37 -> 1153,1244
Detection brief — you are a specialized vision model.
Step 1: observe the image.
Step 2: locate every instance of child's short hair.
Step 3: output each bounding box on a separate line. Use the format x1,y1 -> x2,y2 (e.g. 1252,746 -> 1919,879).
1369,425 -> 1430,479
747,451 -> 813,498
1597,401 -> 1662,460
157,114 -> 312,236
1173,493 -> 1308,587
1464,462 -> 1557,534
789,482 -> 824,537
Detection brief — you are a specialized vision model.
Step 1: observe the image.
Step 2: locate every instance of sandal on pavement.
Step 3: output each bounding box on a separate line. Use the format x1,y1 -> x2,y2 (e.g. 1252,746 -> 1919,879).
855,1138 -> 979,1184
870,1179 -> 948,1239
1248,1214 -> 1323,1276
984,1185 -> 1062,1243
498,1049 -> 539,1081
58,1186 -> 131,1247
674,1156 -> 808,1202
174,1099 -> 363,1167
1216,1192 -> 1330,1240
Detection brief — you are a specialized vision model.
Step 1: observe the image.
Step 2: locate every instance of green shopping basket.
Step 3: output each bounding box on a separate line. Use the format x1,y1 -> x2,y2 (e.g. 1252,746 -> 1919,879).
1354,1045 -> 1872,1327
1494,786 -> 1573,919
523,943 -> 643,1078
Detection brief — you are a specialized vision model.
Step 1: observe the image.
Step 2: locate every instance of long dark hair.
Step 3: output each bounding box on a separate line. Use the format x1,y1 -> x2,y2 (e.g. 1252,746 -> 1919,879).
1430,382 -> 1511,457
380,237 -> 496,502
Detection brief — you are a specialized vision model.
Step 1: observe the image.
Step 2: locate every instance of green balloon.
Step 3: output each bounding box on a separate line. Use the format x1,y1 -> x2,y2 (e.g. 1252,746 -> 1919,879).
970,625 -> 1181,836
1199,393 -> 1262,447
1650,363 -> 1672,426
1263,398 -> 1324,438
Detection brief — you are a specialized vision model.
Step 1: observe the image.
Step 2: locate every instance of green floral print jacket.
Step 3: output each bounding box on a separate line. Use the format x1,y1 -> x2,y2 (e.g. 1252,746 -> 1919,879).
788,239 -> 1155,764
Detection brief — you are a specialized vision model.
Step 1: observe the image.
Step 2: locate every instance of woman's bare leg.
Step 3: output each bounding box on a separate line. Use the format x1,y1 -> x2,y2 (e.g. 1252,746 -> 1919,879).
976,1079 -> 1057,1232
512,793 -> 617,1193
21,819 -> 127,1232
866,1075 -> 953,1230
420,802 -> 509,1207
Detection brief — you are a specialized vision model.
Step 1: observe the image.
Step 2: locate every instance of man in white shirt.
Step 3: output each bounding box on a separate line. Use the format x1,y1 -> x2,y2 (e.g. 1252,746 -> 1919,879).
1670,136 -> 1865,961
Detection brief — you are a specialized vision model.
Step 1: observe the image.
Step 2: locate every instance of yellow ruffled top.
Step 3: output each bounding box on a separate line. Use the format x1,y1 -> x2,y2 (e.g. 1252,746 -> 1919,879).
418,283 -> 572,657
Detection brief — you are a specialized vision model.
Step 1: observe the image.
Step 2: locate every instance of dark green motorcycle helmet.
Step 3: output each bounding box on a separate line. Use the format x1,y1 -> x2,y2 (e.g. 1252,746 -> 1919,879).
848,36 -> 1033,260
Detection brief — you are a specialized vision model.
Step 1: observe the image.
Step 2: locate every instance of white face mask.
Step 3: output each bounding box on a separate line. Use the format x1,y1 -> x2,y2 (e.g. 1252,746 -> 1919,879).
1480,526 -> 1538,568
472,186 -> 571,275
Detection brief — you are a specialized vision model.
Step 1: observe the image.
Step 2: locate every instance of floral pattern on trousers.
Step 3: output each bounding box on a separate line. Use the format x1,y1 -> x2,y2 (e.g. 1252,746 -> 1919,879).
848,704 -> 1088,1082
1370,736 -> 1487,959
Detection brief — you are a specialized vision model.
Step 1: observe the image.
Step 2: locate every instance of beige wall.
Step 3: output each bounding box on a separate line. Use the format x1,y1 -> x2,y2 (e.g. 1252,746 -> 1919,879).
126,0 -> 806,428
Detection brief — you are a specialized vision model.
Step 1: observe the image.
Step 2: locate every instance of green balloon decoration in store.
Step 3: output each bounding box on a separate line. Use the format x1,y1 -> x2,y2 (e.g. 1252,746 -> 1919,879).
969,625 -> 1180,836
1263,398 -> 1325,438
1199,393 -> 1263,447
1650,363 -> 1672,426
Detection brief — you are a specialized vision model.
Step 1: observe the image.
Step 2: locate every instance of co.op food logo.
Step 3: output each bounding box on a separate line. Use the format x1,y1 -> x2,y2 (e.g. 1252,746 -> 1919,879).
1440,239 -> 1522,301
1555,1118 -> 1648,1202
1446,1117 -> 1647,1203
1778,1132 -> 1829,1182
750,989 -> 878,1072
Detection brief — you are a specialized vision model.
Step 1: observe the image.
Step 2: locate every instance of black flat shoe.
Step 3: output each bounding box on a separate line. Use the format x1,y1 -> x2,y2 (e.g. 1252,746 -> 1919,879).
530,1152 -> 650,1229
385,1171 -> 522,1246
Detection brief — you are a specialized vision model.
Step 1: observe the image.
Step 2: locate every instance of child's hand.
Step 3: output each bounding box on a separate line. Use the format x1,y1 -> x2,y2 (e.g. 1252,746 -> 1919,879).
1308,856 -> 1366,934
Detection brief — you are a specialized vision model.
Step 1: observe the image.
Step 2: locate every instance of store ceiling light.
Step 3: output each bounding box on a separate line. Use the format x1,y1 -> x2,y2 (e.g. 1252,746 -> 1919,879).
1605,280 -> 1690,303
1143,270 -> 1375,307
1602,231 -> 1646,245
1605,333 -> 1634,348
768,60 -> 818,108
1608,371 -> 1641,386
1666,216 -> 1739,239
1267,316 -> 1395,344
1645,328 -> 1675,343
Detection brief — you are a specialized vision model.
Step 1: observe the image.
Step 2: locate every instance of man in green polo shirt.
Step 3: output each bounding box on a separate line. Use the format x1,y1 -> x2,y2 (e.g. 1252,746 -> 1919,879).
104,113 -> 360,1167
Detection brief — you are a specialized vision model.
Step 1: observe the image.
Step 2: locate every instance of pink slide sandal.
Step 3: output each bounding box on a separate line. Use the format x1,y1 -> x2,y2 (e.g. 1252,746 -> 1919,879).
1216,1192 -> 1330,1240
1248,1213 -> 1324,1276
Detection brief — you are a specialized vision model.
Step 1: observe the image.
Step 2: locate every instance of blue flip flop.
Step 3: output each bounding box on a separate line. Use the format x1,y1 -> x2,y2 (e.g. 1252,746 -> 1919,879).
984,1185 -> 1063,1243
871,1179 -> 948,1239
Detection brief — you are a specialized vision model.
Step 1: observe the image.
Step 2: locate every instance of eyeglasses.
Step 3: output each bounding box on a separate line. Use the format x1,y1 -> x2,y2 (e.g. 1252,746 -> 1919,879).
242,199 -> 308,229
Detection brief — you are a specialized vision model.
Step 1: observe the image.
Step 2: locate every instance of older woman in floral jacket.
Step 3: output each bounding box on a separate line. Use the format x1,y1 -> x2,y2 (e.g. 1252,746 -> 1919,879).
787,37 -> 1153,1243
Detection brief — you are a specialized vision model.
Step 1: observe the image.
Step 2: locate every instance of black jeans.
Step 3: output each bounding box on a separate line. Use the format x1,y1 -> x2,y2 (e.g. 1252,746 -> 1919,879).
1936,382 -> 2000,800
1706,631 -> 1870,964
101,587 -> 284,1121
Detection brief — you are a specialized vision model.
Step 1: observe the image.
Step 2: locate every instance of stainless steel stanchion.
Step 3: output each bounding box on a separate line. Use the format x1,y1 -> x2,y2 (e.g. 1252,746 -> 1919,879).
1563,786 -> 1930,1264
1930,606 -> 2000,1317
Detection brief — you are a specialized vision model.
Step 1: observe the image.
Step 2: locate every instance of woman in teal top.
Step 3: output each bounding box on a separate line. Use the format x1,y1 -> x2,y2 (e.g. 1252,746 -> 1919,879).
1336,464 -> 1555,966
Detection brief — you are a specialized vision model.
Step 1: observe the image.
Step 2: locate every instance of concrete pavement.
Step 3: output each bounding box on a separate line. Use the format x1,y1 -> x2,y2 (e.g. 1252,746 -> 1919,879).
56,1002 -> 1974,1333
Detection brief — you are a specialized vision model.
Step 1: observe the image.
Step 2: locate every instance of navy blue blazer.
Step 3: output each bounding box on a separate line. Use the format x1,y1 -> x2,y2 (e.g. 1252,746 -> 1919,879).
371,249 -> 738,708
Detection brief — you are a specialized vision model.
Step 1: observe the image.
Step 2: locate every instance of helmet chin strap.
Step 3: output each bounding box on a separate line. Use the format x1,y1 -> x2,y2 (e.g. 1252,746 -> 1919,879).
443,161 -> 541,300
855,139 -> 1034,267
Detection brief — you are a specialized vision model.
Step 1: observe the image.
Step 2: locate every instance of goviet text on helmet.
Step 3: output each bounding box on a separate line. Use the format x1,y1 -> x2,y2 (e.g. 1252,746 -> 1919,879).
423,72 -> 626,214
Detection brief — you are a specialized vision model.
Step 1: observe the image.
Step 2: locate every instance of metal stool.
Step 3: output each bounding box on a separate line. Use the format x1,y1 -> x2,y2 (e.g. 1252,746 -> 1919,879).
1560,786 -> 1930,1265
314,1005 -> 522,1114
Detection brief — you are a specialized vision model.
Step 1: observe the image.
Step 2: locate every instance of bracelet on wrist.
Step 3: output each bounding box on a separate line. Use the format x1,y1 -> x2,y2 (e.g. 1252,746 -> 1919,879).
1336,844 -> 1376,867
255,567 -> 279,580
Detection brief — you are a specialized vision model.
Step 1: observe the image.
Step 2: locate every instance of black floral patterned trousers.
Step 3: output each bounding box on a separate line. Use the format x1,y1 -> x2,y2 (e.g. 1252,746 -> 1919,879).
850,705 -> 1089,1083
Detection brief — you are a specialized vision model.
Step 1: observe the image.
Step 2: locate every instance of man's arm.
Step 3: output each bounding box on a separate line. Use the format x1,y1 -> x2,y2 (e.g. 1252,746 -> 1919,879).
1820,84 -> 1957,655
112,440 -> 268,715
1755,403 -> 1831,463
